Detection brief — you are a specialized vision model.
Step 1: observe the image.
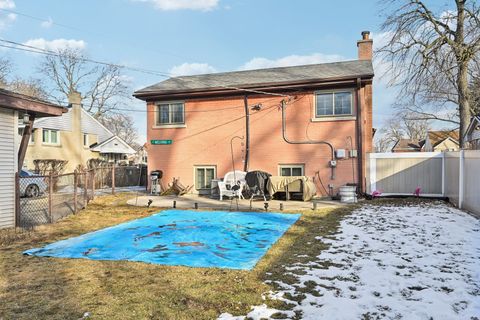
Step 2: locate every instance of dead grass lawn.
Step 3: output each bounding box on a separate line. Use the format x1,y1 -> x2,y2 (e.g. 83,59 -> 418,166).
0,193 -> 353,320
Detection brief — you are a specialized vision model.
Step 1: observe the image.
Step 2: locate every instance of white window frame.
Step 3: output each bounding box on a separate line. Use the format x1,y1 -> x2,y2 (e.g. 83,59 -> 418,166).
194,165 -> 216,190
42,129 -> 61,146
154,101 -> 186,128
278,164 -> 305,177
312,89 -> 355,121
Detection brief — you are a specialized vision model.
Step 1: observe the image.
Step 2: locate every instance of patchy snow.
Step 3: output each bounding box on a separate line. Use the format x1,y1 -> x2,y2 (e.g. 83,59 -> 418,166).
219,203 -> 480,319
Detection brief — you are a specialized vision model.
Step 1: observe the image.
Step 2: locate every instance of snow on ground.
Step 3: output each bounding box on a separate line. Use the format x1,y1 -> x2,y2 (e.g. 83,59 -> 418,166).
219,202 -> 480,319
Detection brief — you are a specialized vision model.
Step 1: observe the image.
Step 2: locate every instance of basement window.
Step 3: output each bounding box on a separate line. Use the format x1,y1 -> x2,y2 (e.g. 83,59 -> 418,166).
195,166 -> 216,190
315,90 -> 353,117
156,102 -> 185,126
279,164 -> 304,176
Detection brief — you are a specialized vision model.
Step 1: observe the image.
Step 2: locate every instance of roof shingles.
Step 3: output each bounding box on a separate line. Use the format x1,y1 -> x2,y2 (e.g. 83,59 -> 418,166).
134,60 -> 374,97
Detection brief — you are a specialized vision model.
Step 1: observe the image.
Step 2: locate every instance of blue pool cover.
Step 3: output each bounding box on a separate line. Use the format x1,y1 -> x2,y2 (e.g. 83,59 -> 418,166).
24,210 -> 300,270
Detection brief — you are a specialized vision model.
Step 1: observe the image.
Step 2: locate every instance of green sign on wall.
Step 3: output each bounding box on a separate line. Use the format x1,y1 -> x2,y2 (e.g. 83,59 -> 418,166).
151,139 -> 173,145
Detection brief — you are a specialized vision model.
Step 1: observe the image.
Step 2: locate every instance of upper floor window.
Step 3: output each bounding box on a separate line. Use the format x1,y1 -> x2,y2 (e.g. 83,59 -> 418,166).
315,90 -> 353,117
156,102 -> 185,126
42,129 -> 60,145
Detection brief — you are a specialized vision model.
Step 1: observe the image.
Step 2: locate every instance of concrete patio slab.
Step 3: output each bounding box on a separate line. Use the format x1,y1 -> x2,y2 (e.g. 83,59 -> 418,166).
127,194 -> 346,211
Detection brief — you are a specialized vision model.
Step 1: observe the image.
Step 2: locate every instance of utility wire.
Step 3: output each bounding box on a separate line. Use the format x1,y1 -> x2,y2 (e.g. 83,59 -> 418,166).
0,8 -> 192,61
0,39 -> 293,98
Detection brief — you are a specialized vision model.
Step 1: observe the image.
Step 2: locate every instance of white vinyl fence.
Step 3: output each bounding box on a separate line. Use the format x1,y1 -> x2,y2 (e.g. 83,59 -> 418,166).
368,151 -> 480,215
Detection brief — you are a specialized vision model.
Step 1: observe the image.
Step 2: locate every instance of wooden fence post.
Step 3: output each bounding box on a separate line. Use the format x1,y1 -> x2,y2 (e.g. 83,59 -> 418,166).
92,169 -> 96,201
84,170 -> 88,208
112,165 -> 116,195
15,172 -> 20,228
48,173 -> 53,223
73,170 -> 78,214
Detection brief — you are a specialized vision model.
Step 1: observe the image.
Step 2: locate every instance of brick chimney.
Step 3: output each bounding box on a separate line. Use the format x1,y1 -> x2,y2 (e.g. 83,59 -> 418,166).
357,31 -> 373,60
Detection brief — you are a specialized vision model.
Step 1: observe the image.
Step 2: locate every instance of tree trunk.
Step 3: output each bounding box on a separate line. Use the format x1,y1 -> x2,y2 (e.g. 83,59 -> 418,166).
458,62 -> 471,148
455,0 -> 470,148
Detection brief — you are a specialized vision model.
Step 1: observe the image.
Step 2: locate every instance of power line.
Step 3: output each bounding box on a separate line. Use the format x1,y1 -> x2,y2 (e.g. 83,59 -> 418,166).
0,40 -> 171,77
0,39 -> 293,98
0,8 -> 192,61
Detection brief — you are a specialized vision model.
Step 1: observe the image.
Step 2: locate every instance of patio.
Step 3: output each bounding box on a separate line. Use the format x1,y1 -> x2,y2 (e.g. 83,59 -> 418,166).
127,194 -> 345,211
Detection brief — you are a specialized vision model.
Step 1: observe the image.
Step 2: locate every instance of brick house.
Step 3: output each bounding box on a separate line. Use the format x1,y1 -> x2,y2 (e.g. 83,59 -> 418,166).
134,32 -> 374,196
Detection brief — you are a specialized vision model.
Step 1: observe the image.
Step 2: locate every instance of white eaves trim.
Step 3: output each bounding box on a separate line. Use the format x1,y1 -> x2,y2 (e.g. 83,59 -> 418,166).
90,135 -> 136,154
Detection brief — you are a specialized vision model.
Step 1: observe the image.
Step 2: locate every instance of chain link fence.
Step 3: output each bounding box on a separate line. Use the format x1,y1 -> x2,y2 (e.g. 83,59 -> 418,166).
16,165 -> 147,228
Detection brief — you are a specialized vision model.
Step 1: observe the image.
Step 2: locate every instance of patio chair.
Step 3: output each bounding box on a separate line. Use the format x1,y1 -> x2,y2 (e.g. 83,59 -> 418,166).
218,170 -> 247,200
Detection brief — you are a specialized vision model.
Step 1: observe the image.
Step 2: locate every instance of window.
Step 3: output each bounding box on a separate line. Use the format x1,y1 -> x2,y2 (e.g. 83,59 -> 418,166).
42,129 -> 60,145
83,134 -> 89,147
18,128 -> 35,144
156,102 -> 185,126
315,90 -> 353,117
279,164 -> 304,176
195,166 -> 216,189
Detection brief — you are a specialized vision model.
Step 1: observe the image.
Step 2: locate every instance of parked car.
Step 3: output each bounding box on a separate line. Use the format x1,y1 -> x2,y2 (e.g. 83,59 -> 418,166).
19,169 -> 47,197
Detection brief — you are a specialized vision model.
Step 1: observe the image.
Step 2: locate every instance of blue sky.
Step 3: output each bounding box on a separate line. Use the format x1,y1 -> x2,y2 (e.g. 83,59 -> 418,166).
0,0 -> 397,143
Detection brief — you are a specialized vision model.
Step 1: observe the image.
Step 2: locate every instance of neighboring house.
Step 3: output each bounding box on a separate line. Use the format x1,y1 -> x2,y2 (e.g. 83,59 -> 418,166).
134,32 -> 374,195
422,130 -> 460,152
23,91 -> 136,171
0,88 -> 65,229
128,143 -> 148,165
391,139 -> 425,153
465,115 -> 480,150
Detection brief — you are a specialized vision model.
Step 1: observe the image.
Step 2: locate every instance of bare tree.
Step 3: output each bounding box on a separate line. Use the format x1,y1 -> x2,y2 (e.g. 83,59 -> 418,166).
99,113 -> 139,148
375,112 -> 430,152
378,0 -> 480,147
0,57 -> 12,86
38,48 -> 130,118
6,78 -> 48,99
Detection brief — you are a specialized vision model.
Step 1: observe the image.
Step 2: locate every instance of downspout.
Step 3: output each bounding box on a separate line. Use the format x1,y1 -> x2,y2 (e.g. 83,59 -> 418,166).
243,95 -> 250,172
281,100 -> 336,180
355,78 -> 364,193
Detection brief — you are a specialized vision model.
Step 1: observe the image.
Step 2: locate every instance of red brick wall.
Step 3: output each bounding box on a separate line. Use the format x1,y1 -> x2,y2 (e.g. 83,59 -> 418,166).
147,87 -> 372,196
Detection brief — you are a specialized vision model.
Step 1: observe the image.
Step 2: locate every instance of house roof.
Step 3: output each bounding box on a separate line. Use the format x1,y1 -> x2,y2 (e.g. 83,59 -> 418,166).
427,130 -> 459,147
465,115 -> 480,137
33,106 -> 135,153
34,107 -> 113,143
0,88 -> 67,117
392,139 -> 425,152
90,135 -> 136,154
134,60 -> 374,99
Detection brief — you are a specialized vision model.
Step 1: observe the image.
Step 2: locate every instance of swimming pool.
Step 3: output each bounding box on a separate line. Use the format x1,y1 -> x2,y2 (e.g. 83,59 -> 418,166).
24,210 -> 301,270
